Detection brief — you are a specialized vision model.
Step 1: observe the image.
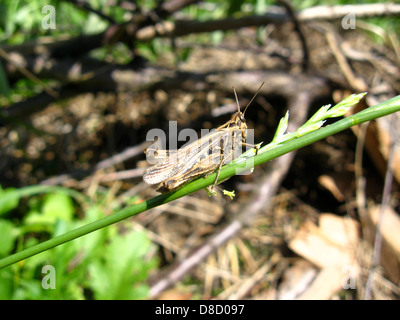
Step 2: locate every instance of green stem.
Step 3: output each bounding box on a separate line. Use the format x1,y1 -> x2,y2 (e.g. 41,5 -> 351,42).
0,94 -> 399,269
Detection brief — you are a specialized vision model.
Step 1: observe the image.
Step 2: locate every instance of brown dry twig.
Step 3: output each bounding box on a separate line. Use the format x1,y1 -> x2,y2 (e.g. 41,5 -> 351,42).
40,141 -> 150,186
276,0 -> 309,72
0,48 -> 59,98
136,3 -> 400,40
324,29 -> 368,92
364,115 -> 397,300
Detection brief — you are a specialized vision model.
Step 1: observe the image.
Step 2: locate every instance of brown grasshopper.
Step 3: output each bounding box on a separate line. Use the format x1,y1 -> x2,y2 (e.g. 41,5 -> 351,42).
143,83 -> 264,194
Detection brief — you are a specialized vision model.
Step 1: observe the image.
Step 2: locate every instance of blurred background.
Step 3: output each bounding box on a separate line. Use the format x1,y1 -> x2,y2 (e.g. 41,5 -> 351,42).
0,0 -> 399,299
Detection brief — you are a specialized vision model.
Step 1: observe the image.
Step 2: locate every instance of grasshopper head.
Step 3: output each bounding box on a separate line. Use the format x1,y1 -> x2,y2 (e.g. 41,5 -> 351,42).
231,82 -> 264,135
228,111 -> 248,141
231,111 -> 246,126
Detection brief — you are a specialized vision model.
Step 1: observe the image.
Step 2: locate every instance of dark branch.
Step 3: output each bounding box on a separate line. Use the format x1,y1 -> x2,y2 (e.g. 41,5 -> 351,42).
63,0 -> 117,24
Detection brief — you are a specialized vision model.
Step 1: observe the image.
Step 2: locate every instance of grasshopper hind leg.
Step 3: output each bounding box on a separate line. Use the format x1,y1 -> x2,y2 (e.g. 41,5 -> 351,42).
204,161 -> 224,196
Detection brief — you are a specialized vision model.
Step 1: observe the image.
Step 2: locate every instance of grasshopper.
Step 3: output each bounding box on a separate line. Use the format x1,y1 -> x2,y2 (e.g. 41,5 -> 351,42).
143,83 -> 264,194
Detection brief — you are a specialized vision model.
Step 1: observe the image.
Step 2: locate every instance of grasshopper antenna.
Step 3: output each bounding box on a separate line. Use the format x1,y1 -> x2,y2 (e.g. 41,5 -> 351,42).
243,82 -> 265,115
233,87 -> 241,113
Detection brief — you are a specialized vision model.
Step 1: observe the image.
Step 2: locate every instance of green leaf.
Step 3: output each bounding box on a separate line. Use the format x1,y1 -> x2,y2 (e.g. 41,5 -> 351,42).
83,13 -> 107,34
273,111 -> 289,141
14,4 -> 35,33
88,261 -> 110,297
179,47 -> 193,62
74,206 -> 107,253
24,193 -> 74,229
0,267 -> 13,300
89,230 -> 155,299
42,193 -> 74,222
211,31 -> 224,45
255,0 -> 267,15
0,220 -> 15,256
0,187 -> 20,216
327,93 -> 367,118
